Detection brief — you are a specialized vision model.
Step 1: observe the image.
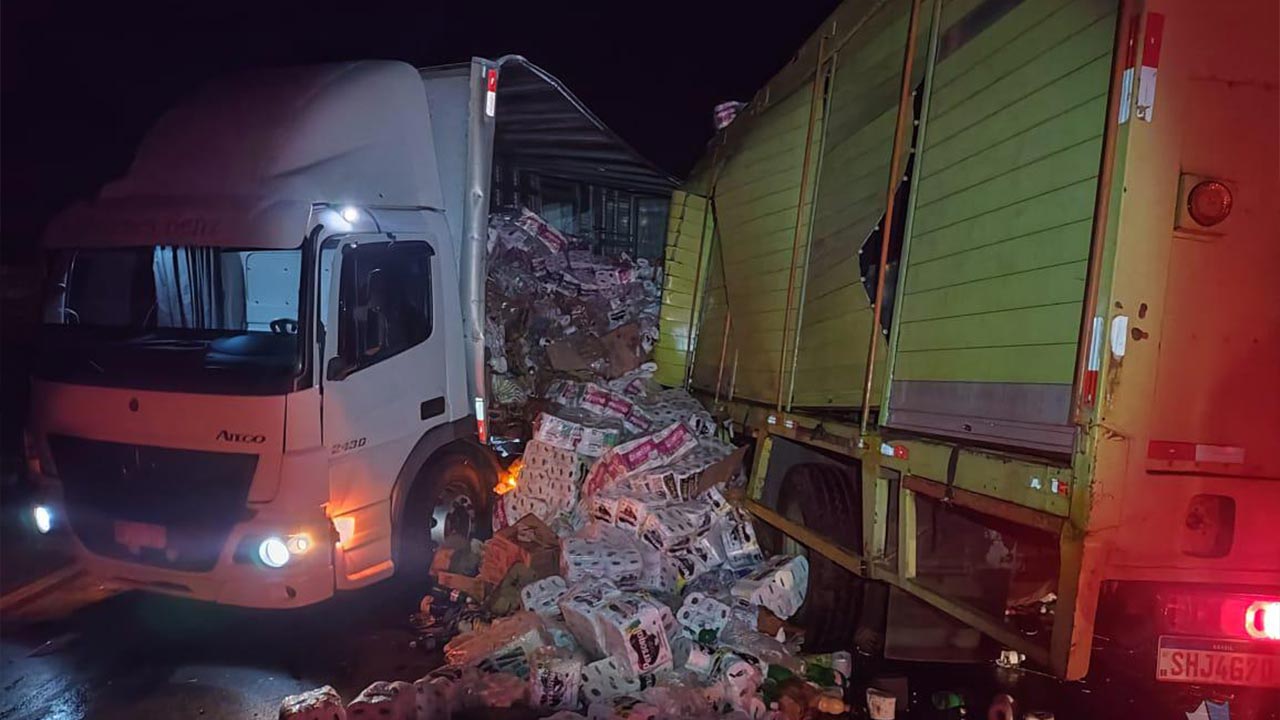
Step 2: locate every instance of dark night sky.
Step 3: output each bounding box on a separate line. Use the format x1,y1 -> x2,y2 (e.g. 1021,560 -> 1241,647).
1,0 -> 839,263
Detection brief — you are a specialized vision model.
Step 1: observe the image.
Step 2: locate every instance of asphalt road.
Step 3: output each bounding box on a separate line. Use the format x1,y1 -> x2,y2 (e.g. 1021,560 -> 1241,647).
2,573 -> 1277,720
0,577 -> 438,720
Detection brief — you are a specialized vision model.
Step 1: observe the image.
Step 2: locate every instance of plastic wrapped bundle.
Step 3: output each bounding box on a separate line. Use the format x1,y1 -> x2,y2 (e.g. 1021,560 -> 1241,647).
528,647 -> 584,710
443,611 -> 548,676
676,592 -> 732,642
521,574 -> 569,616
346,681 -> 415,720
720,507 -> 764,570
731,555 -> 810,620
638,501 -> 714,552
558,579 -> 623,659
561,537 -> 643,586
278,686 -> 345,720
587,696 -> 661,720
594,593 -> 675,676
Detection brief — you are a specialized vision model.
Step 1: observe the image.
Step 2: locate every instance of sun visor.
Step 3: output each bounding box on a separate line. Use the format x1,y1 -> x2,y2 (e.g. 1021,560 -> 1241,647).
43,196 -> 313,250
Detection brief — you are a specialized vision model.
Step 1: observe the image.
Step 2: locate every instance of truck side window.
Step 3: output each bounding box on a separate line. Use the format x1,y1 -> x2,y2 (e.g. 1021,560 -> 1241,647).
335,241 -> 433,374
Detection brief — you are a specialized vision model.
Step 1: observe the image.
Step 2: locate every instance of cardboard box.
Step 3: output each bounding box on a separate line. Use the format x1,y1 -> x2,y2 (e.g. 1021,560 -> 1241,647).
480,513 -> 561,585
435,571 -> 488,601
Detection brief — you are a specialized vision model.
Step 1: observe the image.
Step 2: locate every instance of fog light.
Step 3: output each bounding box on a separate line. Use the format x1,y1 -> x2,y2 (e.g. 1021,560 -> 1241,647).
258,537 -> 290,568
287,533 -> 312,555
33,505 -> 52,534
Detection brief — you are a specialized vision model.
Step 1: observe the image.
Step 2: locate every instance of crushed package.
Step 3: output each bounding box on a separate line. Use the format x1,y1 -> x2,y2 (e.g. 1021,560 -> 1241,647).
485,208 -> 663,433
480,511 -> 561,585
285,248 -> 847,718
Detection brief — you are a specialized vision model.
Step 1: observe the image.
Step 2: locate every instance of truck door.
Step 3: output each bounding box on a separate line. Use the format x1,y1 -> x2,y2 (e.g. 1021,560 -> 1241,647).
320,235 -> 448,581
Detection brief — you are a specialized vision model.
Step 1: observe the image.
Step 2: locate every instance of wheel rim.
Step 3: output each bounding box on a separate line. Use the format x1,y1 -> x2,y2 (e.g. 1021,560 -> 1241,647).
781,496 -> 809,559
430,483 -> 476,547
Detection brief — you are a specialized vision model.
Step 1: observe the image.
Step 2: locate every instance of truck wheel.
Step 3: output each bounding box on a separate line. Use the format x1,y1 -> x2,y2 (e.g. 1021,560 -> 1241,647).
398,452 -> 491,583
772,463 -> 866,652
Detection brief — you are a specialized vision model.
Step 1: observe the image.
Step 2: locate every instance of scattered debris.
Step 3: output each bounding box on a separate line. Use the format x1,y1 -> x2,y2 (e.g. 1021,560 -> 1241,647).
995,649 -> 1026,670
346,681 -> 414,719
27,631 -> 78,657
866,687 -> 897,719
987,693 -> 1016,720
277,203 -> 1062,720
485,208 -> 662,438
278,685 -> 345,720
1185,699 -> 1231,720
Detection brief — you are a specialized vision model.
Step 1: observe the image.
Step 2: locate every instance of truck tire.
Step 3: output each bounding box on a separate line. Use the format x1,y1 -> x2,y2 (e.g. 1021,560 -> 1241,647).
771,463 -> 866,652
397,451 -> 491,583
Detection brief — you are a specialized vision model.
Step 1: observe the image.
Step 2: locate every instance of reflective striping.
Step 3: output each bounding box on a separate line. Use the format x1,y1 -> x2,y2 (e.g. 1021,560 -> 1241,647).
1148,441 -> 1246,465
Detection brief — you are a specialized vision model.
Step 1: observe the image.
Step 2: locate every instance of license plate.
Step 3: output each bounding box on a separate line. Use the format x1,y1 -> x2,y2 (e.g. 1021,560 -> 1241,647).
1157,635 -> 1280,688
114,521 -> 167,551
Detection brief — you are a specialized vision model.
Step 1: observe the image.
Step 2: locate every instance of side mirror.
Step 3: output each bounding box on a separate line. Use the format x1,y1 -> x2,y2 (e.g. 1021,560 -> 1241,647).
326,355 -> 353,381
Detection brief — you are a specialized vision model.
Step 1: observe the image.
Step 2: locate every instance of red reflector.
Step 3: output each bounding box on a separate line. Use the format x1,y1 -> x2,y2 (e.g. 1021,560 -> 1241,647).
1148,440 -> 1195,461
1187,180 -> 1233,226
1247,601 -> 1280,641
894,445 -> 909,460
486,68 -> 498,92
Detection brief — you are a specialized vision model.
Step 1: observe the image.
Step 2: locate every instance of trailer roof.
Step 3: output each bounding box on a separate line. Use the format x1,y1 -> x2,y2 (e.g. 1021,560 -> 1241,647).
490,57 -> 679,196
43,58 -> 677,250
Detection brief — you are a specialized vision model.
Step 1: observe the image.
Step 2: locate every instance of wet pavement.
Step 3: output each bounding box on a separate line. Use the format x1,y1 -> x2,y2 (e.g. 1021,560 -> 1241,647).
1,573 -> 1277,719
0,578 -> 436,720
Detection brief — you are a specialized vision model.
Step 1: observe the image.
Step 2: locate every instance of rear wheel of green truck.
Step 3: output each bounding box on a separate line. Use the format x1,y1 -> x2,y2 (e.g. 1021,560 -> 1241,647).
398,452 -> 492,585
764,463 -> 872,653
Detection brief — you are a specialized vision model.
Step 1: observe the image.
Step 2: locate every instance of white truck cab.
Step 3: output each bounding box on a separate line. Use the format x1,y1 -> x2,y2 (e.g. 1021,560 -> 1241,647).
25,58 -> 675,608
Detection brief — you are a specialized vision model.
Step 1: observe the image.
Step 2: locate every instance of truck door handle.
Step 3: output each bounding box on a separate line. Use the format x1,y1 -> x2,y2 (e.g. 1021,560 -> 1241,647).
420,397 -> 446,420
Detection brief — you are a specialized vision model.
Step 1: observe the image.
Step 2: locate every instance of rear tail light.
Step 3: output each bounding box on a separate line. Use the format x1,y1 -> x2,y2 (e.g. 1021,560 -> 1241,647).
1187,180 -> 1233,226
1246,601 -> 1280,641
1160,591 -> 1280,641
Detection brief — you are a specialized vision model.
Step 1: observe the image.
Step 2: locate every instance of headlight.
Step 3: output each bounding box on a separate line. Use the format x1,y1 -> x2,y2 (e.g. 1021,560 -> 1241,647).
33,505 -> 53,534
258,537 -> 290,568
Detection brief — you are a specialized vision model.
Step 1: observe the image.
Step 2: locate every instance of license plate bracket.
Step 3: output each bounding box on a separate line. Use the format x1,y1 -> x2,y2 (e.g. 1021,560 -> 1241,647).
114,520 -> 168,552
1157,635 -> 1280,688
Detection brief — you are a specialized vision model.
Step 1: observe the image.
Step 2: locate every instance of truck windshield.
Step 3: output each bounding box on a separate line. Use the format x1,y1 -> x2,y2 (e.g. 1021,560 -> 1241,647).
37,244 -> 309,395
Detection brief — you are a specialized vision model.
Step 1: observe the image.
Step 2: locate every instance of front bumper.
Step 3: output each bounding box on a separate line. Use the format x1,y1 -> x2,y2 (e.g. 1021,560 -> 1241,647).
37,493 -> 336,609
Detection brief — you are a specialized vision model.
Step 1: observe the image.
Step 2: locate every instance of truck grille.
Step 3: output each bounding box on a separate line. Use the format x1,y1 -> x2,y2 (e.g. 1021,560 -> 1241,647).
49,434 -> 257,572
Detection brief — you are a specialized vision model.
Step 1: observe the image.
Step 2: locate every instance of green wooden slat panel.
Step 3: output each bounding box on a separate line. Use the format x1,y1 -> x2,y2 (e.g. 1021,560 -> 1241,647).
788,0 -> 925,409
908,177 -> 1098,264
690,223 -> 732,394
912,137 -> 1104,235
927,14 -> 1114,145
924,56 -> 1111,175
713,85 -> 815,403
906,219 -> 1091,293
893,343 -> 1078,383
914,97 -> 1107,207
929,0 -> 1101,113
655,190 -> 713,387
897,302 -> 1084,351
891,0 -> 1116,389
900,261 -> 1088,323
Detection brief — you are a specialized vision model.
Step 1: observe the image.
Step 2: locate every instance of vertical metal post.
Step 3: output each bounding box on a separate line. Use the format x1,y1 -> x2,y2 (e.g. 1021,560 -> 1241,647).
776,35 -> 829,411
1070,0 -> 1136,427
714,308 -> 733,404
878,0 -> 945,416
681,196 -> 714,390
859,0 -> 925,437
460,59 -> 499,415
1055,0 -> 1138,680
787,47 -> 840,412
